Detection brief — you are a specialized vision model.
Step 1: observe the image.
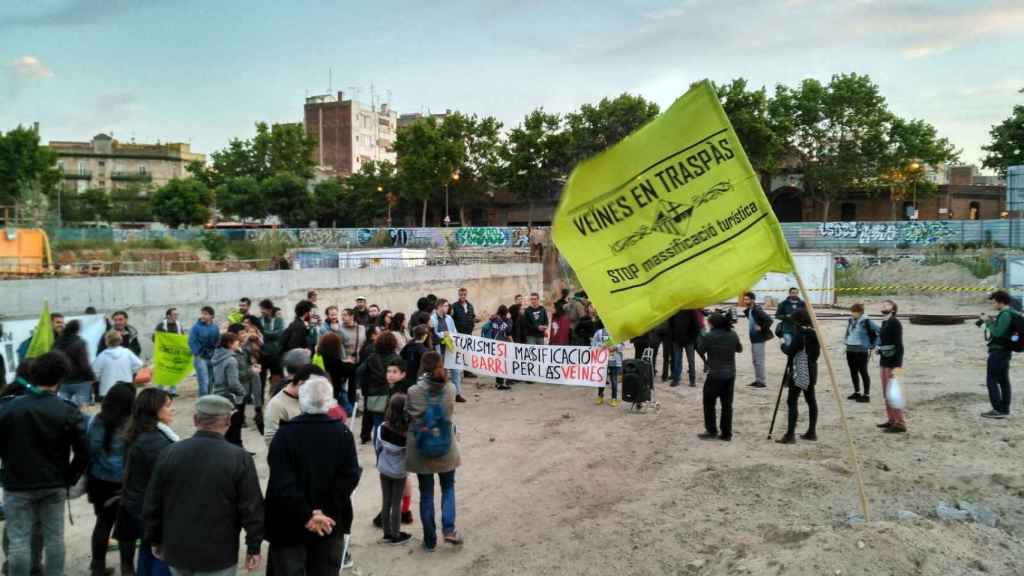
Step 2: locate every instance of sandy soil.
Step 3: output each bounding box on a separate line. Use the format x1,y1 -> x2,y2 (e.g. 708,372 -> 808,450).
57,294 -> 1024,576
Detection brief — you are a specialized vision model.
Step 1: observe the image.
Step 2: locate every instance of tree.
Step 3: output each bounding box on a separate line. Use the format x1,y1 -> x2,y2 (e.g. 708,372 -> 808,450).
499,109 -> 571,226
565,94 -> 659,164
880,117 -> 959,218
982,97 -> 1024,177
260,172 -> 311,228
214,176 -> 264,221
0,125 -> 61,209
62,187 -> 111,224
152,178 -> 212,228
188,122 -> 317,189
394,118 -> 463,226
713,79 -> 786,174
108,183 -> 154,222
770,74 -> 893,220
438,113 -> 503,225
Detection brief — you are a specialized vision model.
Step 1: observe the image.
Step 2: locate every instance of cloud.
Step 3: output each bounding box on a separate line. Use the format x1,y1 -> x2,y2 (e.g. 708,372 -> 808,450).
4,55 -> 54,98
896,4 -> 1024,59
0,0 -> 161,29
9,56 -> 53,80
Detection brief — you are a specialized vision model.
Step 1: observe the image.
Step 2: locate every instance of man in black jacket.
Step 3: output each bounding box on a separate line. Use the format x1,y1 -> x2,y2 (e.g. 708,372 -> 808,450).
98,310 -> 141,356
668,310 -> 703,387
697,313 -> 742,441
451,288 -> 477,336
522,293 -> 549,345
266,377 -> 360,574
53,319 -> 96,406
742,292 -> 774,388
775,287 -> 805,344
283,300 -> 316,355
0,351 -> 88,576
144,395 -> 264,575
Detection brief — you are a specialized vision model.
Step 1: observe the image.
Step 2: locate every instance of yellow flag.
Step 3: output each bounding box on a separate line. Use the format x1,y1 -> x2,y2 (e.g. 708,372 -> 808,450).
553,81 -> 793,342
26,301 -> 54,359
152,332 -> 194,389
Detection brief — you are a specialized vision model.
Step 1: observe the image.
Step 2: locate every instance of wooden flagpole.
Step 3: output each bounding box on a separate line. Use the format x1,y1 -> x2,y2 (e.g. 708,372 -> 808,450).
793,270 -> 871,522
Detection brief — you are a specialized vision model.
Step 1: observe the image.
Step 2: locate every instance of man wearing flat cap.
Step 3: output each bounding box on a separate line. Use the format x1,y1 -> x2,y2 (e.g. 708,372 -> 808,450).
144,395 -> 265,576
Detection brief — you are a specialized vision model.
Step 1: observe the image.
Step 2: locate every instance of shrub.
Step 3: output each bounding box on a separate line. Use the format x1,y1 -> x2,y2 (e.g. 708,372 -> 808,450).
200,231 -> 229,261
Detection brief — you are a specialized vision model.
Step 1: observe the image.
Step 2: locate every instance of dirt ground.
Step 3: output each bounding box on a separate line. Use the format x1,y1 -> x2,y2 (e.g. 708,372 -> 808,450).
57,293 -> 1024,576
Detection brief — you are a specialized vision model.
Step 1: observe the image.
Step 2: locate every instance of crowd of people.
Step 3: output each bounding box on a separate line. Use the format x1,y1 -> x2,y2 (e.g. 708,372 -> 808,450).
0,283 -> 1017,576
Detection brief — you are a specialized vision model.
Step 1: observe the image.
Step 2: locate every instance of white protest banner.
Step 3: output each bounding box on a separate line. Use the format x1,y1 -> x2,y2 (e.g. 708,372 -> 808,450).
444,333 -> 609,387
2,314 -> 107,385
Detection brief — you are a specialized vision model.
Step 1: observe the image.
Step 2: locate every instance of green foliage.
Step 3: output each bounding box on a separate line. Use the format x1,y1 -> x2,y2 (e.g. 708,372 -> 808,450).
982,103 -> 1024,177
215,176 -> 264,221
109,184 -> 154,222
62,188 -> 111,224
225,230 -> 296,260
260,172 -> 311,227
152,178 -> 213,228
200,231 -> 229,260
323,161 -> 396,227
498,109 -> 571,225
923,249 -> 1001,279
565,93 -> 659,164
714,79 -> 785,173
189,122 -> 317,190
394,117 -> 464,226
0,125 -> 61,207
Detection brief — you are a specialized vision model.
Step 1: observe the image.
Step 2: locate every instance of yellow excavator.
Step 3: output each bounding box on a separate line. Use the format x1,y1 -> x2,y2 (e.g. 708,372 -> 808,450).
0,227 -> 54,276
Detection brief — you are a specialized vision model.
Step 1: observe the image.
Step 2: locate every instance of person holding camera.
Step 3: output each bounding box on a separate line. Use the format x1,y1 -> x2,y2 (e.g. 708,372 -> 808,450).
697,312 -> 742,441
777,309 -> 819,444
981,291 -> 1015,419
877,300 -> 906,433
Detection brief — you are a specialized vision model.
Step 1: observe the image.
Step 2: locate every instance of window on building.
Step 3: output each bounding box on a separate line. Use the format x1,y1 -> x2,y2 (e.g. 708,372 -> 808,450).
78,160 -> 87,175
969,201 -> 980,220
138,163 -> 148,175
57,159 -> 64,171
902,202 -> 915,220
840,202 -> 857,221
76,180 -> 88,193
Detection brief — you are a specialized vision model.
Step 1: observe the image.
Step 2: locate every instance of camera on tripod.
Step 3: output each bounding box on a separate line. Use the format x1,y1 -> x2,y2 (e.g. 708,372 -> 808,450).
704,307 -> 738,327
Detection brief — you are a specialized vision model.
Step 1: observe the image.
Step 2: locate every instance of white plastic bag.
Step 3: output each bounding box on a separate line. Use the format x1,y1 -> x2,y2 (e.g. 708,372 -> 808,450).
888,375 -> 906,410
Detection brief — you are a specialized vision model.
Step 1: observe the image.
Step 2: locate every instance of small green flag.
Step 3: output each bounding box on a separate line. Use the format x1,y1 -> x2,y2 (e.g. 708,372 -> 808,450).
553,81 -> 794,342
26,301 -> 55,359
151,332 -> 194,389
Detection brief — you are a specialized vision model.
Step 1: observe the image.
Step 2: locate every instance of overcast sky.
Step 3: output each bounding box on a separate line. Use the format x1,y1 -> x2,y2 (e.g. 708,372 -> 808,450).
1,0 -> 1021,169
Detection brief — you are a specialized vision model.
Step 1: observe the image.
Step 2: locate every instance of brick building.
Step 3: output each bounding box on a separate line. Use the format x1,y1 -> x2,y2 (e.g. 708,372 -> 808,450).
50,134 -> 205,193
304,91 -> 397,177
767,165 -> 1007,222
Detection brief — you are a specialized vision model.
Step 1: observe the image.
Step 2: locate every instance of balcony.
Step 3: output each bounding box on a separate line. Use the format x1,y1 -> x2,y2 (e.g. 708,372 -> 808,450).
64,171 -> 92,180
111,171 -> 153,182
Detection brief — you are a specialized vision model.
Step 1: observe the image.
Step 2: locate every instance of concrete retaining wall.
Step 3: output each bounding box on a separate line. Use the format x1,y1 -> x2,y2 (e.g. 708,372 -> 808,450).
1,263 -> 543,358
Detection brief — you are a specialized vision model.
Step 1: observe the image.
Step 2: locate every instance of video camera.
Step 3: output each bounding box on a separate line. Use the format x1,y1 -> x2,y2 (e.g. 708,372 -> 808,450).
704,307 -> 738,328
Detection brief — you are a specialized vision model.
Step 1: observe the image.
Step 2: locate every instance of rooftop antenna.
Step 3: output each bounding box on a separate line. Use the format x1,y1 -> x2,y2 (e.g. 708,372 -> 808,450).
370,83 -> 376,111
346,86 -> 361,103
328,67 -> 333,94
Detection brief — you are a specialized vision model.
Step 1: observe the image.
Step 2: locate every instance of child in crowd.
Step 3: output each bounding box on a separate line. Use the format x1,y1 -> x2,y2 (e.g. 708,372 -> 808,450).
375,394 -> 413,545
592,319 -> 624,407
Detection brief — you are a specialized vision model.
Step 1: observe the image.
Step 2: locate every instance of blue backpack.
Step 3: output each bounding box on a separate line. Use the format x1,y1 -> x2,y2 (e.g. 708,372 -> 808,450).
416,391 -> 452,458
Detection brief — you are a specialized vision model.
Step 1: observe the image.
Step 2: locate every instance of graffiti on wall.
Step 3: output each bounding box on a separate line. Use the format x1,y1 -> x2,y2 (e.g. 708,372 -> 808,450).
817,221 -> 955,245
454,227 -> 530,248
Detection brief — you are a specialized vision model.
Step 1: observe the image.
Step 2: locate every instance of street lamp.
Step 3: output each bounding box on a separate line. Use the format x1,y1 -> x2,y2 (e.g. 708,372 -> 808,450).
908,160 -> 922,219
443,170 -> 460,227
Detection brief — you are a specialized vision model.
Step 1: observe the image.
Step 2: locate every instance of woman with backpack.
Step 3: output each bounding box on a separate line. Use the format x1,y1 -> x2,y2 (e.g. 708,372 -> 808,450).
405,351 -> 463,551
844,303 -> 879,403
777,309 -> 820,445
86,382 -> 137,576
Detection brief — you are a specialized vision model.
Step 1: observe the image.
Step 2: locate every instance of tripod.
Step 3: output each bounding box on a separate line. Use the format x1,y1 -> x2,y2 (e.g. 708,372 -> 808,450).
767,356 -> 793,440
